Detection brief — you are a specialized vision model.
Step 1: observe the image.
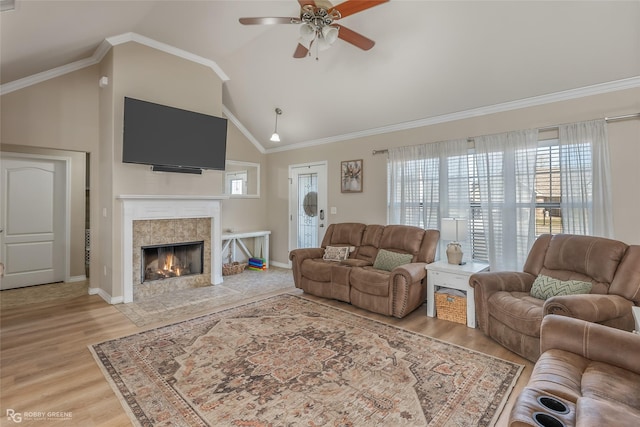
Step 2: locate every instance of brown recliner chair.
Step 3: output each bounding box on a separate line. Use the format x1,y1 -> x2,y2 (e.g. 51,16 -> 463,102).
509,315 -> 640,427
470,234 -> 640,362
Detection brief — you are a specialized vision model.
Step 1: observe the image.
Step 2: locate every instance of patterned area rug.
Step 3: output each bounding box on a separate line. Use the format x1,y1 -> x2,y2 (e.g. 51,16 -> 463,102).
91,295 -> 523,426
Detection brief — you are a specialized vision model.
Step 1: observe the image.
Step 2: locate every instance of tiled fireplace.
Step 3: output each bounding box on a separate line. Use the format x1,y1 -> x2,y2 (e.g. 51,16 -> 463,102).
133,219 -> 209,300
119,195 -> 224,303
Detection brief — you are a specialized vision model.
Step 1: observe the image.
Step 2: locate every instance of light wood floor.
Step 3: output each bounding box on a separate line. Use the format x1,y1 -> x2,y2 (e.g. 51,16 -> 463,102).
0,283 -> 532,426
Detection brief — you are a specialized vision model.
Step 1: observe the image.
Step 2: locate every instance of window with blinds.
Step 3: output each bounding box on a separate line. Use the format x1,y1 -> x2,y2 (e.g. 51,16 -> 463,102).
389,138 -> 569,264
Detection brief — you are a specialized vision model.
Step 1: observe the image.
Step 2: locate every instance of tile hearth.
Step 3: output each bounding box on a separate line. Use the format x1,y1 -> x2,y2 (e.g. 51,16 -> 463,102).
116,267 -> 296,327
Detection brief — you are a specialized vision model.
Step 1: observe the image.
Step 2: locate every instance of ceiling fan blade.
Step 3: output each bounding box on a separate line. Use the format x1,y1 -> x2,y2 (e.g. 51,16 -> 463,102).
332,0 -> 388,19
337,25 -> 375,50
293,43 -> 309,58
239,17 -> 299,25
298,0 -> 316,8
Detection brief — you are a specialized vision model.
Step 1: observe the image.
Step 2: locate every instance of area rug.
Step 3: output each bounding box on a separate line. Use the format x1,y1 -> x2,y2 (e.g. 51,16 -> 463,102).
91,294 -> 523,426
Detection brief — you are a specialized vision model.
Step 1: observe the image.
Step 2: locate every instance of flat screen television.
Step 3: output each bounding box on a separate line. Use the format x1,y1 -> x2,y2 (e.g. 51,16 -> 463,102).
123,97 -> 227,174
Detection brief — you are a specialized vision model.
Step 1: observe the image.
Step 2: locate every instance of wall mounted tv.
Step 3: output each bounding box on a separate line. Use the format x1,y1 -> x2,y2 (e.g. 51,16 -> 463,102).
123,97 -> 227,174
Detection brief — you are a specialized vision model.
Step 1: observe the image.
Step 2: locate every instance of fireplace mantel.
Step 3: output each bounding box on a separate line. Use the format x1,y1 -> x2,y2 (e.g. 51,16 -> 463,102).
118,195 -> 226,303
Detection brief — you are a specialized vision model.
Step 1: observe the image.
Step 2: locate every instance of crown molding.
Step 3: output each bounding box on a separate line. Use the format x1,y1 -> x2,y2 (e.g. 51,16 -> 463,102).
265,76 -> 640,154
106,32 -> 229,82
1,32 -> 228,95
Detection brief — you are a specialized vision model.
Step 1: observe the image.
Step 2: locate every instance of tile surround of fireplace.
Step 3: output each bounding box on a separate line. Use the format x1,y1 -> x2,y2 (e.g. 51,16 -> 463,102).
119,195 -> 224,304
134,220 -> 209,300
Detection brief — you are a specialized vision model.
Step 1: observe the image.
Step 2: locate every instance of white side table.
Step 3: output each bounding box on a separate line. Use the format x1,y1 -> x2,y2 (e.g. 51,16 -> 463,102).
426,260 -> 489,328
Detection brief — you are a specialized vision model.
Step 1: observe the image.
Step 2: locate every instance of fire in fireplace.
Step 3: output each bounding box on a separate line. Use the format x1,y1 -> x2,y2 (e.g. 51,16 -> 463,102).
141,241 -> 204,282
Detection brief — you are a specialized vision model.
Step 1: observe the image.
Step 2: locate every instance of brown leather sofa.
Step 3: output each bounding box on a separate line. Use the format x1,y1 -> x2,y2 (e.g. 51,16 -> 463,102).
470,234 -> 640,362
289,223 -> 439,318
509,315 -> 640,427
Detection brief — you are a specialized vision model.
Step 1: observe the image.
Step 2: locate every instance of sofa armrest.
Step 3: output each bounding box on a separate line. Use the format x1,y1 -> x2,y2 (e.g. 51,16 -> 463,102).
391,262 -> 427,283
469,271 -> 536,334
544,294 -> 634,324
289,248 -> 325,288
389,263 -> 428,318
540,314 -> 640,375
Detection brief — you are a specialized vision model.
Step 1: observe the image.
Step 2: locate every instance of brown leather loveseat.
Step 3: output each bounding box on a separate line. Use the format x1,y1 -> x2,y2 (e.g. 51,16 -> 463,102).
289,223 -> 439,318
509,315 -> 640,427
470,233 -> 640,362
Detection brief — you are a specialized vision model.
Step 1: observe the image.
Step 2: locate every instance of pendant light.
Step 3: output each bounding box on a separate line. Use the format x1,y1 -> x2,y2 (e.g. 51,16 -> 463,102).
270,108 -> 282,142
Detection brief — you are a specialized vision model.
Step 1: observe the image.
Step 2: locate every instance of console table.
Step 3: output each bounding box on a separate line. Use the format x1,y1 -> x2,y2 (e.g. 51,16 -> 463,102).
222,230 -> 270,268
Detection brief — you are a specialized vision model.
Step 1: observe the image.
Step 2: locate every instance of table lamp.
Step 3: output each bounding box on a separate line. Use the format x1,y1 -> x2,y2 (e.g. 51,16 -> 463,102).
441,218 -> 468,265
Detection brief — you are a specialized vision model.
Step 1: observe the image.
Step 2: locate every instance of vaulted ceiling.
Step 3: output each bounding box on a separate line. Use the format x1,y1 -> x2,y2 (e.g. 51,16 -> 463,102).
2,1 -> 639,152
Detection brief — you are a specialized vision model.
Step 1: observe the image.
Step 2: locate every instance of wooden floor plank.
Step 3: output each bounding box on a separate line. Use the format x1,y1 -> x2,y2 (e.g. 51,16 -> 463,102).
1,285 -> 532,426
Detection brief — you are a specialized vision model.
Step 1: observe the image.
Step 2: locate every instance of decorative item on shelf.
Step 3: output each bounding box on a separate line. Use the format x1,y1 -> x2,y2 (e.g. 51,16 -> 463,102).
248,257 -> 267,271
441,218 -> 468,265
222,262 -> 247,276
270,108 -> 282,142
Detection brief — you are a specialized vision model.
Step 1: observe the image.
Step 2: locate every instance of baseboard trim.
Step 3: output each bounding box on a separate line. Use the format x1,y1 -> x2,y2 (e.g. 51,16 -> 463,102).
89,287 -> 124,305
270,260 -> 291,269
67,275 -> 87,283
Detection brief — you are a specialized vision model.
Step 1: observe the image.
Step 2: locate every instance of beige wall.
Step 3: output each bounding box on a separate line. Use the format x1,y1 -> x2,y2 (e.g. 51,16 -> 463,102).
1,66 -> 100,282
1,42 -> 267,300
266,87 -> 640,266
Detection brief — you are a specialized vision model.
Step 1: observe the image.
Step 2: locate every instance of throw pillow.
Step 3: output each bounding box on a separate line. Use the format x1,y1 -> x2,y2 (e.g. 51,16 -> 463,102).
530,274 -> 593,300
323,246 -> 350,262
372,249 -> 414,272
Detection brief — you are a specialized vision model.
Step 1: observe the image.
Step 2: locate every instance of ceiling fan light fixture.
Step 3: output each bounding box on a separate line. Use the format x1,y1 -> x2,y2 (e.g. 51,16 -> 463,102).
322,26 -> 339,44
299,23 -> 315,42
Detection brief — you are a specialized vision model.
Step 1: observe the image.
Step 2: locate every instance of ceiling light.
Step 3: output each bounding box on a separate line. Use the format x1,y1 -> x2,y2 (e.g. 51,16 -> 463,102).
298,5 -> 341,58
270,108 -> 282,142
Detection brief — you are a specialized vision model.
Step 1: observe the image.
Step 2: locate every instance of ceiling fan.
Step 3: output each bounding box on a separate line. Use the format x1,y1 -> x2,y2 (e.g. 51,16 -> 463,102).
239,0 -> 389,58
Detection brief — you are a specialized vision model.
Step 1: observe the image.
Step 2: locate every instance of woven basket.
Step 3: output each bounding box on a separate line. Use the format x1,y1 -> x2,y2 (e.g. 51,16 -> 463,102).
222,262 -> 247,276
435,292 -> 467,325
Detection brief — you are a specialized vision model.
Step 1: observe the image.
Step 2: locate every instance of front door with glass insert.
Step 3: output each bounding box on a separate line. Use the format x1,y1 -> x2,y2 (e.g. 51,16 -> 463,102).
289,162 -> 327,253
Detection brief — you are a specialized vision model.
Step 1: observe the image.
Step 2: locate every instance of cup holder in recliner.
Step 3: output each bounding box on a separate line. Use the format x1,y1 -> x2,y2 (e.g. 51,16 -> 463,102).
533,412 -> 565,427
537,396 -> 569,414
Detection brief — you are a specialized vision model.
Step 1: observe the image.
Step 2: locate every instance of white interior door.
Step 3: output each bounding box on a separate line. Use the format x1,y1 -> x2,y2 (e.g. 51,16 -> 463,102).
0,154 -> 67,289
289,162 -> 328,253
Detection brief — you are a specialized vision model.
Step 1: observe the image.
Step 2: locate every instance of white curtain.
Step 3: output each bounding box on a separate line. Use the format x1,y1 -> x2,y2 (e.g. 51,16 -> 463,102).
388,140 -> 469,257
558,119 -> 613,237
473,129 -> 539,271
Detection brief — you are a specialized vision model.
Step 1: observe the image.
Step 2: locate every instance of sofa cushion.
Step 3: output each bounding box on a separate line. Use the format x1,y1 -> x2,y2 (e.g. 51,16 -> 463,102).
543,234 -> 628,285
300,259 -> 333,282
581,361 -> 640,410
379,225 -> 424,259
350,267 -> 391,297
321,222 -> 366,247
530,275 -> 592,300
576,397 -> 640,427
527,349 -> 589,403
372,249 -> 413,271
488,291 -> 544,337
322,246 -> 351,262
339,259 -> 371,267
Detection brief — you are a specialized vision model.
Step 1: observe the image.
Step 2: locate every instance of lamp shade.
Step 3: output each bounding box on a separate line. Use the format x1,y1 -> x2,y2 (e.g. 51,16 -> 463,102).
441,218 -> 468,242
299,23 -> 316,42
